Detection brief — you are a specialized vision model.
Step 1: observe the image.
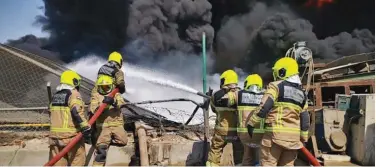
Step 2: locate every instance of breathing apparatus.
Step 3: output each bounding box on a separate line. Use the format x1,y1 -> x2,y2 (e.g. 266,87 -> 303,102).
284,41 -> 314,94
285,41 -> 313,64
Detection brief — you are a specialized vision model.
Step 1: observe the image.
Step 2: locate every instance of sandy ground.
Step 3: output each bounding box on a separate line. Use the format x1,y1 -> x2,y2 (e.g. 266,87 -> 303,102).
0,136 -> 48,150
0,131 -> 48,146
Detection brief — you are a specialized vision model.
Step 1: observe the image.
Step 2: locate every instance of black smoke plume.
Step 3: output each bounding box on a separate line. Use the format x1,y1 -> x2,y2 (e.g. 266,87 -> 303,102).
4,0 -> 375,75
33,0 -> 214,62
6,34 -> 61,61
35,0 -> 131,62
213,1 -> 375,74
126,0 -> 214,54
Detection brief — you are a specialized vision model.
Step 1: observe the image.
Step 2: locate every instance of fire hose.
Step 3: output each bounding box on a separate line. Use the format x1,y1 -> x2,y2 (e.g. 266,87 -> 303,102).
301,146 -> 321,166
44,88 -> 119,166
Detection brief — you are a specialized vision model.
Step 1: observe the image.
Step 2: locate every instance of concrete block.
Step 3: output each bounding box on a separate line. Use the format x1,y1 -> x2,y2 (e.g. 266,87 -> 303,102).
322,154 -> 351,162
85,143 -> 135,166
148,141 -> 234,166
0,150 -> 16,166
9,149 -> 49,166
106,144 -> 135,166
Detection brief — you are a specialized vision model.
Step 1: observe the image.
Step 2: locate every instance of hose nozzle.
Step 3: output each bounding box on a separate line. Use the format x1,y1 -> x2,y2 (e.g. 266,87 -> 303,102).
196,92 -> 211,99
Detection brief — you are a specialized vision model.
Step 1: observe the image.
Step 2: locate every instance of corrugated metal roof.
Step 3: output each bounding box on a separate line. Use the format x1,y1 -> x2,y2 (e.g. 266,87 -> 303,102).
323,52 -> 375,69
313,62 -> 367,75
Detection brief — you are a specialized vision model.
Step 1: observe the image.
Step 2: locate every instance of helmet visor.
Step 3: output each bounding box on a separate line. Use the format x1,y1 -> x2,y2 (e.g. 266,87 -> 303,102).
98,84 -> 113,95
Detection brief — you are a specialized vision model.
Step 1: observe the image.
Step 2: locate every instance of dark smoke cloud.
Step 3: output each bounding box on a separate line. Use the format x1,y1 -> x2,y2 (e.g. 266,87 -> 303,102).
126,0 -> 214,53
5,34 -> 61,62
4,0 -> 375,76
282,0 -> 375,38
34,0 -> 214,62
35,0 -> 130,62
214,2 -> 294,72
214,1 -> 375,76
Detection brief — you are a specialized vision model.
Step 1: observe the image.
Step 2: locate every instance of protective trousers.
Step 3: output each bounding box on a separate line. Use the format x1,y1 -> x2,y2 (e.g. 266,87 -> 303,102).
242,145 -> 260,166
207,132 -> 243,165
93,126 -> 128,166
260,142 -> 298,166
48,137 -> 86,166
238,132 -> 263,166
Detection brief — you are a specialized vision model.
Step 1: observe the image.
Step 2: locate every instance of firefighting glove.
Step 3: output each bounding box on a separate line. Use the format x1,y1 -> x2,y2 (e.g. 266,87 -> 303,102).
102,96 -> 115,105
117,84 -> 126,94
247,124 -> 254,138
82,126 -> 92,145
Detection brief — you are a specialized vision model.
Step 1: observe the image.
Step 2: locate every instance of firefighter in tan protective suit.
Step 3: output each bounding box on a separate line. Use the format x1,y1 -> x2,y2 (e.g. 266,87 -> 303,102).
206,69 -> 244,166
90,75 -> 128,166
91,51 -> 126,96
247,57 -> 310,166
236,74 -> 265,166
48,70 -> 91,166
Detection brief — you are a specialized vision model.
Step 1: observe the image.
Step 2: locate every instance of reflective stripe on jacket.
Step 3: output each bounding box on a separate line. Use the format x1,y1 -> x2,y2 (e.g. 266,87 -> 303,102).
236,90 -> 265,134
249,81 -> 309,144
210,88 -> 239,135
89,92 -> 126,128
49,89 -> 88,138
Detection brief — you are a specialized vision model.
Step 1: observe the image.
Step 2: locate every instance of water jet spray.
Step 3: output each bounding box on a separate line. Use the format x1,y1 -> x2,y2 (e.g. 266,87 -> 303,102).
124,64 -> 210,99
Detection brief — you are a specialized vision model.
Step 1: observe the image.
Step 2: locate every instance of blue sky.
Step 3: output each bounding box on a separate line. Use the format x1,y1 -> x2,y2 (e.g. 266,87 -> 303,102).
0,0 -> 49,43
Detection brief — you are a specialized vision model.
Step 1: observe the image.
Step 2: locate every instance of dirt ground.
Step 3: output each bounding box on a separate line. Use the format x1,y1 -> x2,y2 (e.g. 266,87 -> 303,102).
0,131 -> 48,146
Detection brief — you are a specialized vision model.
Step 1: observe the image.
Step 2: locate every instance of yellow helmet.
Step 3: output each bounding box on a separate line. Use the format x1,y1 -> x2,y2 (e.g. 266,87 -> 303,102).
60,70 -> 81,88
108,51 -> 123,67
244,74 -> 263,90
272,57 -> 299,81
96,75 -> 114,95
220,70 -> 238,88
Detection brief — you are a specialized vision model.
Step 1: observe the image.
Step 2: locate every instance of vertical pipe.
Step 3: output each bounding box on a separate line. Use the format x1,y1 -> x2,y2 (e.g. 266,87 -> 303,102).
136,121 -> 149,166
202,34 -> 207,93
202,32 -> 210,163
46,82 -> 52,103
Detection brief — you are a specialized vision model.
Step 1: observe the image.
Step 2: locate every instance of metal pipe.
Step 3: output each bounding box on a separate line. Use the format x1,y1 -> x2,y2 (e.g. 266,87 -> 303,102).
0,107 -> 48,111
125,98 -> 202,107
0,106 -> 90,111
44,88 -> 119,166
184,105 -> 200,125
0,123 -> 50,127
196,91 -> 211,99
135,121 -> 149,166
47,82 -> 52,103
201,32 -> 210,164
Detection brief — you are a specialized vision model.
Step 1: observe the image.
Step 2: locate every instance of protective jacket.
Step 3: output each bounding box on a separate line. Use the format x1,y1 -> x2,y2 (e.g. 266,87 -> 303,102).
236,89 -> 265,145
89,92 -> 126,128
49,89 -> 89,139
248,80 -> 309,149
95,61 -> 126,94
208,86 -> 244,165
210,87 -> 240,136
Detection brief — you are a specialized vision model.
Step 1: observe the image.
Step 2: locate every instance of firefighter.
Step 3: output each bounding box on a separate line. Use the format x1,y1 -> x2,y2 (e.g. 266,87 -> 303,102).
237,74 -> 265,166
92,51 -> 126,96
206,69 -> 244,166
48,70 -> 91,166
90,75 -> 128,166
247,57 -> 310,166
